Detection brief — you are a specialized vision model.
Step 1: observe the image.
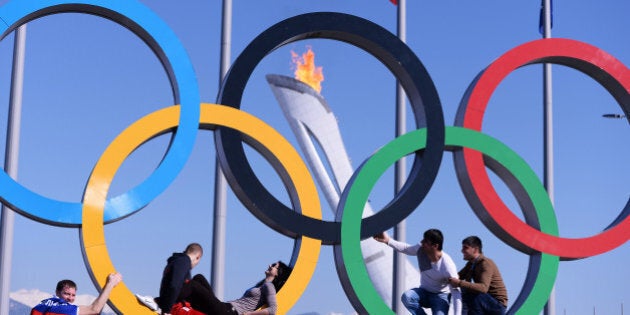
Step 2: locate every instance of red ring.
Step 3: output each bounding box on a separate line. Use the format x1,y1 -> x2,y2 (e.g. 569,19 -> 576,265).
460,38 -> 630,259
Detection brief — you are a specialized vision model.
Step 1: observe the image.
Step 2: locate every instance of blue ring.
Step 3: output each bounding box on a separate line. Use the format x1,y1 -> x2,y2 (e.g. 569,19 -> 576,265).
0,0 -> 199,226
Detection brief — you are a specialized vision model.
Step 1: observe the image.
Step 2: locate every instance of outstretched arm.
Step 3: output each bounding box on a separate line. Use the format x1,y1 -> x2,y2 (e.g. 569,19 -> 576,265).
78,273 -> 122,315
373,232 -> 390,244
380,236 -> 420,256
375,231 -> 421,255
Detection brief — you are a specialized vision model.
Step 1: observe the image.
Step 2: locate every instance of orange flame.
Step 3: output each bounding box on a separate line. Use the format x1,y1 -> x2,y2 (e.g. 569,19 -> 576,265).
291,47 -> 324,93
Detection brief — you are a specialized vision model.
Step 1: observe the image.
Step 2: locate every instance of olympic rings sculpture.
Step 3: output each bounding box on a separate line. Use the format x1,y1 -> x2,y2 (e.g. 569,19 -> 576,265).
81,104 -> 322,314
0,1 -> 627,314
0,0 -> 200,226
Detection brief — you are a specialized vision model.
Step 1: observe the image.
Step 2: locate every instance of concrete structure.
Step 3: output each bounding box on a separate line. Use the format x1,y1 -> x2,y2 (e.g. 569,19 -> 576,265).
266,74 -> 420,307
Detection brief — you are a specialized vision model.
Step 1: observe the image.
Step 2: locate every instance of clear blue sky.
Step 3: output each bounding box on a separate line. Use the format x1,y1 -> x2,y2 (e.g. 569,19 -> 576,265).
1,1 -> 628,314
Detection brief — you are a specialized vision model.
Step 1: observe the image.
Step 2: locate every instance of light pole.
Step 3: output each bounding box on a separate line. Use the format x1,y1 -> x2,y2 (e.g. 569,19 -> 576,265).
602,113 -> 626,119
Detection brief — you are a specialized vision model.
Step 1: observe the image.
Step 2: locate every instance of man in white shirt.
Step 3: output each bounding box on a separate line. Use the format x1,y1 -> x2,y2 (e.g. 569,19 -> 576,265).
374,228 -> 462,315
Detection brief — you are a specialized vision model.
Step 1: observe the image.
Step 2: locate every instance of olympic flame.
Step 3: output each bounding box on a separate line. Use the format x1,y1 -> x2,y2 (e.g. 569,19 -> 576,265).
291,47 -> 324,93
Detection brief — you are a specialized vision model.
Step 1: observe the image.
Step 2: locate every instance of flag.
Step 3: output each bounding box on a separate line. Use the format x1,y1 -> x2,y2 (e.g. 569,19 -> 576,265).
539,0 -> 553,35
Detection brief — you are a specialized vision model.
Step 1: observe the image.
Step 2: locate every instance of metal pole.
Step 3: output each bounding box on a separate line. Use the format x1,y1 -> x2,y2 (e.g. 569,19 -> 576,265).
602,114 -> 626,119
211,0 -> 231,300
0,24 -> 27,315
393,0 -> 406,313
541,0 -> 555,315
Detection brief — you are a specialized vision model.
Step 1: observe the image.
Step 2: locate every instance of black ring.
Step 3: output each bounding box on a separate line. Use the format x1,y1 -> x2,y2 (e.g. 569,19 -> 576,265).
216,12 -> 445,244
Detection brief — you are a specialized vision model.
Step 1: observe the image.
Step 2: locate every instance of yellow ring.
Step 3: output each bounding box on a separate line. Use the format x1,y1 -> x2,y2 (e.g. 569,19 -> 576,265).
81,103 -> 322,314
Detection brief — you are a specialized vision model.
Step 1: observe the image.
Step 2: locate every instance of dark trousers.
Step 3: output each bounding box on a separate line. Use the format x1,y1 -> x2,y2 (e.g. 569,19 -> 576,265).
177,274 -> 237,315
463,292 -> 506,315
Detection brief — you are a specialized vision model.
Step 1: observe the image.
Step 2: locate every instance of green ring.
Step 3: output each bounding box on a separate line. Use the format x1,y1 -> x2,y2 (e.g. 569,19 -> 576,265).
337,126 -> 559,314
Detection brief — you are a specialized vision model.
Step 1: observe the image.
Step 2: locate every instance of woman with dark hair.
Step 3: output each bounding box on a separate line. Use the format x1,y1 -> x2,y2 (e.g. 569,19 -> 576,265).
174,261 -> 292,315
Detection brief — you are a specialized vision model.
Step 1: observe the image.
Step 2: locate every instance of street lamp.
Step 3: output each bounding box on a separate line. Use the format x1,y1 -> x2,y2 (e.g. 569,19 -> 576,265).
602,113 -> 626,119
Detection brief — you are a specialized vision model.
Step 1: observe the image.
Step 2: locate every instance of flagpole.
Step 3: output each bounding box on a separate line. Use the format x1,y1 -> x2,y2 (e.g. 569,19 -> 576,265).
211,0 -> 232,300
541,0 -> 555,314
393,0 -> 407,314
0,24 -> 27,315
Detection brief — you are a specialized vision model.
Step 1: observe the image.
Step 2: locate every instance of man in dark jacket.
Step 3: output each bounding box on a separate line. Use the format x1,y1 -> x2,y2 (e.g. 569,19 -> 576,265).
157,243 -> 203,315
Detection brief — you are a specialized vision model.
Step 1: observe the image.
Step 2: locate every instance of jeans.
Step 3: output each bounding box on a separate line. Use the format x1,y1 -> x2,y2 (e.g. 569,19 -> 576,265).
463,292 -> 506,315
401,287 -> 450,315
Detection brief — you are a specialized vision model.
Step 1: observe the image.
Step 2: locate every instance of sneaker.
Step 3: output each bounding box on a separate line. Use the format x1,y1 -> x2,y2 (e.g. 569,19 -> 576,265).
135,294 -> 159,312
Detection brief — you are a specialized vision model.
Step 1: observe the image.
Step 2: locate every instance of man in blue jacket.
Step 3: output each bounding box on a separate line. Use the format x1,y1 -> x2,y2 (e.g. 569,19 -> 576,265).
31,272 -> 122,315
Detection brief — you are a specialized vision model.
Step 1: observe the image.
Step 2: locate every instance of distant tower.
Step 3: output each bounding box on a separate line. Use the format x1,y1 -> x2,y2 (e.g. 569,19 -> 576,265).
266,74 -> 420,306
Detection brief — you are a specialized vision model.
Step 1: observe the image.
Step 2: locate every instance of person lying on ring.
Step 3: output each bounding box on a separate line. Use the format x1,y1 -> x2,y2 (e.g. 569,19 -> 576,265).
175,261 -> 292,315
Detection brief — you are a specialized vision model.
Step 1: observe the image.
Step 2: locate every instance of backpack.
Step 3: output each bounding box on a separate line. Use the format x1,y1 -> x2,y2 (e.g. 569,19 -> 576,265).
170,301 -> 206,315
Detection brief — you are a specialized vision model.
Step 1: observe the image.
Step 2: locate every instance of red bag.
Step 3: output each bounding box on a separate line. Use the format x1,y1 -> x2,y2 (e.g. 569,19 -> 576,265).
170,301 -> 206,315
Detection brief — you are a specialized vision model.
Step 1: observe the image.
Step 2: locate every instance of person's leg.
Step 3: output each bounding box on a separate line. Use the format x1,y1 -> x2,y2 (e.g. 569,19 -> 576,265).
401,288 -> 429,315
475,293 -> 506,315
463,292 -> 506,315
191,274 -> 211,290
178,274 -> 228,314
462,292 -> 481,314
427,291 -> 450,315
